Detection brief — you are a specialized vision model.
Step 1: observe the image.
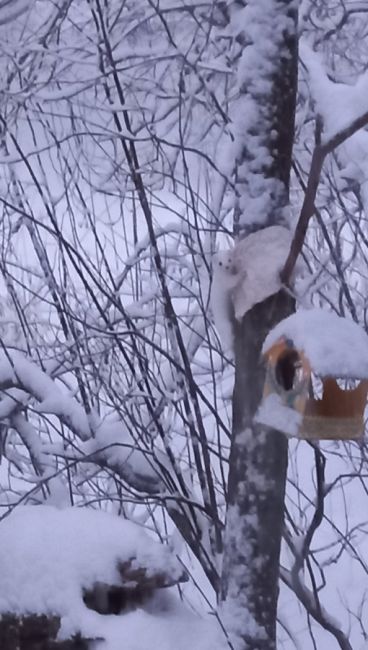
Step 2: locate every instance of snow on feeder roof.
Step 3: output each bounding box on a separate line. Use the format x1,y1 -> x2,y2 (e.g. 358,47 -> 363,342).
259,309 -> 368,440
264,308 -> 368,379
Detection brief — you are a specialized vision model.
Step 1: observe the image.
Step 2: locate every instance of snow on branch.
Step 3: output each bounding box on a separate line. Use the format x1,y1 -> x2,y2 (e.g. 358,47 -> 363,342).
282,45 -> 368,283
82,418 -> 165,495
0,348 -> 165,494
0,349 -> 92,440
0,0 -> 29,26
280,566 -> 352,650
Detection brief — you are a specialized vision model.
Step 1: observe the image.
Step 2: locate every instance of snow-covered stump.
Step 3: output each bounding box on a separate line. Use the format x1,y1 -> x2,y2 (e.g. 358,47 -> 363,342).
0,507 -> 188,648
0,614 -> 89,650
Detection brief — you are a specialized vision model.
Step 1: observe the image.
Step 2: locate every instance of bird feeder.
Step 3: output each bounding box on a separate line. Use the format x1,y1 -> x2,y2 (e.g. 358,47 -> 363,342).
260,309 -> 368,441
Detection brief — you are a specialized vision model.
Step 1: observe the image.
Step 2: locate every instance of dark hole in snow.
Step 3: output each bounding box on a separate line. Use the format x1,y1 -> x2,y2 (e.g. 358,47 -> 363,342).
275,350 -> 304,391
83,583 -> 152,615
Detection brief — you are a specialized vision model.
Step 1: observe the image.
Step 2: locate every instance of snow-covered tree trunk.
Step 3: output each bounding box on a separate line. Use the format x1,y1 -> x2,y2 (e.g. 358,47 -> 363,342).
220,2 -> 298,649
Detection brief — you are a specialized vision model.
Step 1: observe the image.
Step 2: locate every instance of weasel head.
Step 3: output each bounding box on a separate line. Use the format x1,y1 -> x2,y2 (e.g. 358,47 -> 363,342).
215,251 -> 237,274
213,250 -> 240,289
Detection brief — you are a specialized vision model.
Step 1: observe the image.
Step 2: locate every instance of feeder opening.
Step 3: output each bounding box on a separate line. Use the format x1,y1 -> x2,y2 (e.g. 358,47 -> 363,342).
275,349 -> 304,392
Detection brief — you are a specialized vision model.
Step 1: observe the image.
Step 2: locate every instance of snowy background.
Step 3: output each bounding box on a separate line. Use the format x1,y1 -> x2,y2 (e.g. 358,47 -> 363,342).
0,1 -> 367,649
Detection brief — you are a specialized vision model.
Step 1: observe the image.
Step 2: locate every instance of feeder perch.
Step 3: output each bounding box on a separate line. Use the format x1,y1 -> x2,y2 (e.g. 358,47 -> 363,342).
261,309 -> 368,441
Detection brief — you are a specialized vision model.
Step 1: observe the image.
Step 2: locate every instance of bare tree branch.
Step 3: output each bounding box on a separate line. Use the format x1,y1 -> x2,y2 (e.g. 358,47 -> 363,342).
282,109 -> 368,283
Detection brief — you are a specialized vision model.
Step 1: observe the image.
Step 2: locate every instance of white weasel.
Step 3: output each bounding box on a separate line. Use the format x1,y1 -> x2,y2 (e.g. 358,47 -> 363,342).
210,226 -> 294,351
210,250 -> 243,354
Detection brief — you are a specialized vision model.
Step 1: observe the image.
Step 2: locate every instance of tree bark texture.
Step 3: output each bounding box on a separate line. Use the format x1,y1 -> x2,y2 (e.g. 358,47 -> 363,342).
233,0 -> 298,236
221,292 -> 295,649
220,1 -> 298,648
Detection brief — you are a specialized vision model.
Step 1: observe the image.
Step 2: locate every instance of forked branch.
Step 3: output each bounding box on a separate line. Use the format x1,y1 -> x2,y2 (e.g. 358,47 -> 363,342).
281,109 -> 368,283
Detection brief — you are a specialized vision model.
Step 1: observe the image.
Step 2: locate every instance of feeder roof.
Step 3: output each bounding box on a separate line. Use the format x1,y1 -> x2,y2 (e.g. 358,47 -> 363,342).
263,308 -> 368,379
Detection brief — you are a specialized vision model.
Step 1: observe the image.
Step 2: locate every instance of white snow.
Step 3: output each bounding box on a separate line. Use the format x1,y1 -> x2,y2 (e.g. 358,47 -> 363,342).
228,1 -> 296,228
0,505 -> 226,650
0,349 -> 92,440
231,226 -> 292,319
302,41 -> 368,143
263,308 -> 368,379
0,349 -> 162,488
210,226 -> 293,341
88,597 -> 226,650
84,415 -> 162,493
301,41 -> 368,211
220,504 -> 269,650
0,0 -> 29,26
255,393 -> 302,438
0,506 -> 182,622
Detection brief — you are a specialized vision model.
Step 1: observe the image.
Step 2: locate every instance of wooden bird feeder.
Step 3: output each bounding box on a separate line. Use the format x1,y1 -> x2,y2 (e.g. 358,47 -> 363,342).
261,310 -> 368,441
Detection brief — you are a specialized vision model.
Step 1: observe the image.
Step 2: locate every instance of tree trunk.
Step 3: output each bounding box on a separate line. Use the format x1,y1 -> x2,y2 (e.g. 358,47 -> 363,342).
221,292 -> 294,649
220,1 -> 298,648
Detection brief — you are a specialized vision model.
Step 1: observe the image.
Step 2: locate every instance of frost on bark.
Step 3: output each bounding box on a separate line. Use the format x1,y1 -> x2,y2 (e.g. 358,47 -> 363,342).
230,0 -> 298,236
221,2 -> 298,649
221,293 -> 294,650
